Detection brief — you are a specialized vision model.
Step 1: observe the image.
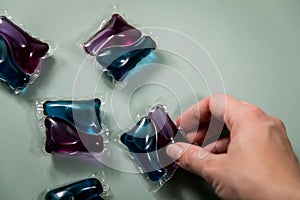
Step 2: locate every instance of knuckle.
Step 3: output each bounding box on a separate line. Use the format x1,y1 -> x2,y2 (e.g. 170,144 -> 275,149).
273,117 -> 286,131
211,93 -> 226,100
242,105 -> 267,121
264,117 -> 288,138
247,105 -> 263,115
266,118 -> 278,130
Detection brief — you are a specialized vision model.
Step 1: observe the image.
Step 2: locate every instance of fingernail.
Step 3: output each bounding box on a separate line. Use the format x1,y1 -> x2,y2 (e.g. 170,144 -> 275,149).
166,144 -> 183,160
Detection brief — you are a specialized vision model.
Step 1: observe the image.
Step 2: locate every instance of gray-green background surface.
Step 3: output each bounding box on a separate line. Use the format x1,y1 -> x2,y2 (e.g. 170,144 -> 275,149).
0,0 -> 299,199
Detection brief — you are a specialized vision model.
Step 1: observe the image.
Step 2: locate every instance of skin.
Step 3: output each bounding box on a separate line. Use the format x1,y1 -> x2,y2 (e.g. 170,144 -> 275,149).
166,94 -> 300,200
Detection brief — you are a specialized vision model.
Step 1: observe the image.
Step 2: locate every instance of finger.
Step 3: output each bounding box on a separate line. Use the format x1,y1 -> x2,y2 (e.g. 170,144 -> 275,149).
203,138 -> 230,154
185,122 -> 229,145
166,142 -> 222,181
176,97 -> 211,132
184,123 -> 209,144
186,127 -> 230,148
177,94 -> 244,132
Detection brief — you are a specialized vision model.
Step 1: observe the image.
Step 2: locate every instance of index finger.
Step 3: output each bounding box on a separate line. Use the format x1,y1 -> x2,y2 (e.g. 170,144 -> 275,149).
177,94 -> 244,132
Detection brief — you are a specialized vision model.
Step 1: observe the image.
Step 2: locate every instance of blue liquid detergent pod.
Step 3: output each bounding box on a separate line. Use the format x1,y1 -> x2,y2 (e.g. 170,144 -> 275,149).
45,178 -> 104,200
0,15 -> 51,93
120,105 -> 179,186
83,14 -> 156,83
96,35 -> 156,81
0,35 -> 30,90
43,99 -> 102,134
41,98 -> 105,155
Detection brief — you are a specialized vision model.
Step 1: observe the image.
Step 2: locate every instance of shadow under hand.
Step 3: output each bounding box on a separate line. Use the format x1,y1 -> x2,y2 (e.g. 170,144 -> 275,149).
155,168 -> 220,200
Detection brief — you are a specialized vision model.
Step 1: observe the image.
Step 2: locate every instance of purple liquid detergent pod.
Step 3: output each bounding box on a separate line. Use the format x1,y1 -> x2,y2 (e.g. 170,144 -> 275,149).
120,105 -> 179,185
42,99 -> 104,154
83,14 -> 156,82
0,16 -> 50,92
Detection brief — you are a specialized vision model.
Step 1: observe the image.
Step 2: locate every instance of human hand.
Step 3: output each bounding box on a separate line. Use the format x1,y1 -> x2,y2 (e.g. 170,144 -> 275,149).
167,94 -> 300,199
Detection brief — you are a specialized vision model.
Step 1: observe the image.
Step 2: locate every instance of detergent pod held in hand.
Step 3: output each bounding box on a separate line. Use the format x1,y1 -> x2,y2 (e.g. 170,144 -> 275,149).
120,105 -> 181,192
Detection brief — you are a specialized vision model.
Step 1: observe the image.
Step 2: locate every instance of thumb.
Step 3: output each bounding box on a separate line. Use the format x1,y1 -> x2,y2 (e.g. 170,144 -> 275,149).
166,142 -> 218,183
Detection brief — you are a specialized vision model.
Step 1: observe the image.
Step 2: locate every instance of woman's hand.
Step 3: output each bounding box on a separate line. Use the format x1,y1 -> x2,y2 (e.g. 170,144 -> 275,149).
167,94 -> 300,199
